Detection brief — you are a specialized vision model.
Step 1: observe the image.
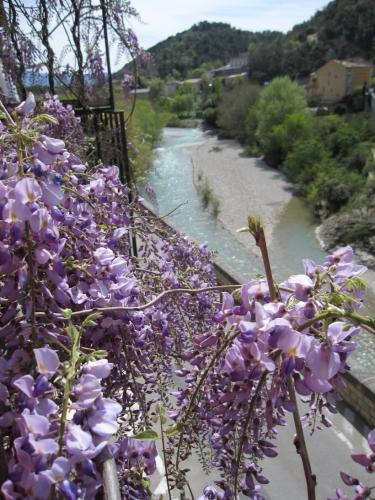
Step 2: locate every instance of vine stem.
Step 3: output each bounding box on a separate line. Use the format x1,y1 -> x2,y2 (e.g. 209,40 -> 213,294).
287,377 -> 317,500
233,370 -> 268,498
248,216 -> 316,500
58,323 -> 81,452
0,99 -> 16,126
175,330 -> 239,471
25,222 -> 37,344
121,334 -> 150,427
35,284 -> 242,320
159,406 -> 172,500
249,219 -> 277,301
298,309 -> 375,333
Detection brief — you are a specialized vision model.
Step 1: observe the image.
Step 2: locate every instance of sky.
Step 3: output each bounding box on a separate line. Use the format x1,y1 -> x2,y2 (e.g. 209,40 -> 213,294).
129,0 -> 331,51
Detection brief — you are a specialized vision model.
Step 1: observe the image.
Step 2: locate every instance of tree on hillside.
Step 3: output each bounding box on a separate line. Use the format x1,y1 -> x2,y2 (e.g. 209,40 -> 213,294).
254,77 -> 307,165
248,38 -> 284,82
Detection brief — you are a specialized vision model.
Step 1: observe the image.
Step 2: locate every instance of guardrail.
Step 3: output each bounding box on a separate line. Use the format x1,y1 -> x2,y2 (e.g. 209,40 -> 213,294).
77,108 -> 132,187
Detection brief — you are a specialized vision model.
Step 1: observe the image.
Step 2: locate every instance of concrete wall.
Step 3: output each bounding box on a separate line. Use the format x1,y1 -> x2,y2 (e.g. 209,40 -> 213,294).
339,372 -> 375,428
352,66 -> 373,91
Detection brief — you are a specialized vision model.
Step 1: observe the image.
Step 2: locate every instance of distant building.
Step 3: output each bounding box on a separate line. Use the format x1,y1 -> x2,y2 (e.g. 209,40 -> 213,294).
307,59 -> 373,104
179,78 -> 201,92
0,58 -> 19,104
164,80 -> 179,96
161,78 -> 202,97
129,88 -> 150,100
210,52 -> 249,79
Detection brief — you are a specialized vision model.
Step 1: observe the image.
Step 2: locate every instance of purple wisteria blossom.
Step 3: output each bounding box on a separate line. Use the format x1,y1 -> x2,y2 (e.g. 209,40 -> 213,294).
15,92 -> 36,115
330,429 -> 375,500
34,347 -> 60,377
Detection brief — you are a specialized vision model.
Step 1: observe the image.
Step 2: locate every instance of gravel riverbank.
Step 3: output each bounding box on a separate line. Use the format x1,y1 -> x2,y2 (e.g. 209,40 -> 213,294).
185,130 -> 375,297
187,133 -> 293,250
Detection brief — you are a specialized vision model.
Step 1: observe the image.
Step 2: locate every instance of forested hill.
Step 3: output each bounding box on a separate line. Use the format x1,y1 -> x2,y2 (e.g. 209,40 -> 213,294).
141,22 -> 281,79
113,21 -> 281,79
124,0 -> 375,82
248,0 -> 375,81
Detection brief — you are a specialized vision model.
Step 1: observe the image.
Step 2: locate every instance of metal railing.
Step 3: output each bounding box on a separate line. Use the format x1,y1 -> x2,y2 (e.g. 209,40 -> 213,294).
77,108 -> 132,187
77,107 -> 138,258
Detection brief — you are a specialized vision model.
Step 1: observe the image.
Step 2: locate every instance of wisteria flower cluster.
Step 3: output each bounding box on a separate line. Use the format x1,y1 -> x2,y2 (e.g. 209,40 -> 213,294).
0,94 -> 374,500
0,94 -> 217,498
172,242 -> 373,499
41,94 -> 86,157
330,430 -> 375,499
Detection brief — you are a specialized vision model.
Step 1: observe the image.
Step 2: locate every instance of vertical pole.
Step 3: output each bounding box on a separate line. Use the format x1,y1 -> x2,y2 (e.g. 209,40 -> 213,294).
93,113 -> 101,162
119,111 -> 137,257
119,111 -> 131,186
100,0 -> 114,110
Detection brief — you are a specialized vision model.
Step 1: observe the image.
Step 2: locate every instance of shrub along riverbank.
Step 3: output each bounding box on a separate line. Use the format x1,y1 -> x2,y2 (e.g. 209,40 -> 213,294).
114,86 -> 168,183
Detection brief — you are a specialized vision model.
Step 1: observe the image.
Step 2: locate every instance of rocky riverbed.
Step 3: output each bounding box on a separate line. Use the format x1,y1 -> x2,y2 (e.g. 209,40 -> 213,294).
188,134 -> 293,249
319,210 -> 375,269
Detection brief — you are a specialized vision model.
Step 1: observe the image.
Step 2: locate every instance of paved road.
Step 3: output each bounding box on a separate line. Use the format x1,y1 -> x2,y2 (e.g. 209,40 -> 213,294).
152,403 -> 371,499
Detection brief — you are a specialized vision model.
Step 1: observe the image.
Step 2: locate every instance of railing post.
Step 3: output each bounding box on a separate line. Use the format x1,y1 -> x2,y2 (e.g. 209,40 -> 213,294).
96,445 -> 122,500
118,111 -> 131,186
100,0 -> 115,110
118,111 -> 138,257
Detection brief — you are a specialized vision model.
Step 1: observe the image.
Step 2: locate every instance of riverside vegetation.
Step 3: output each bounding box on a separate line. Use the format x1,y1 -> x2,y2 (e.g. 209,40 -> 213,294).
196,75 -> 375,266
122,71 -> 375,264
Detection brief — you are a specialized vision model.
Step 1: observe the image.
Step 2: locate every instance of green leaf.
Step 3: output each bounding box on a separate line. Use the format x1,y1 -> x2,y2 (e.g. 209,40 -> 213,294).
66,323 -> 79,341
133,429 -> 159,440
82,320 -> 97,327
346,277 -> 367,291
165,423 -> 184,437
29,114 -> 59,126
82,311 -> 102,328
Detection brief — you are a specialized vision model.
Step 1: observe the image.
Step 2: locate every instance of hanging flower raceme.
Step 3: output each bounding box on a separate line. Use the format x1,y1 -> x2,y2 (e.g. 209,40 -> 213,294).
0,95 -> 217,498
330,429 -> 375,500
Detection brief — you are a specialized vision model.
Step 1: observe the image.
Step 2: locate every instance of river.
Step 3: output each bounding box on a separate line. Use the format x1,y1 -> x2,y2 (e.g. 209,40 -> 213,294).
145,127 -> 375,374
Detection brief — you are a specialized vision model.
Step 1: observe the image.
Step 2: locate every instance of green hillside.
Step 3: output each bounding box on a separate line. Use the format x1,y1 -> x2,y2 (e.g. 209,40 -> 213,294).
148,22 -> 280,79
249,0 -> 375,81
117,22 -> 280,80
116,0 -> 375,82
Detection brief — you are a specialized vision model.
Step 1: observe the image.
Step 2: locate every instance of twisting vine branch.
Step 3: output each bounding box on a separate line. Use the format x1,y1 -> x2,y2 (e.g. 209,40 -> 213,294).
247,214 -> 317,500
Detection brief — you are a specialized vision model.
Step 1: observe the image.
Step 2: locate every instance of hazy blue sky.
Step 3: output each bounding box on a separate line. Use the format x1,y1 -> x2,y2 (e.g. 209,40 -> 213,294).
130,0 -> 330,49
